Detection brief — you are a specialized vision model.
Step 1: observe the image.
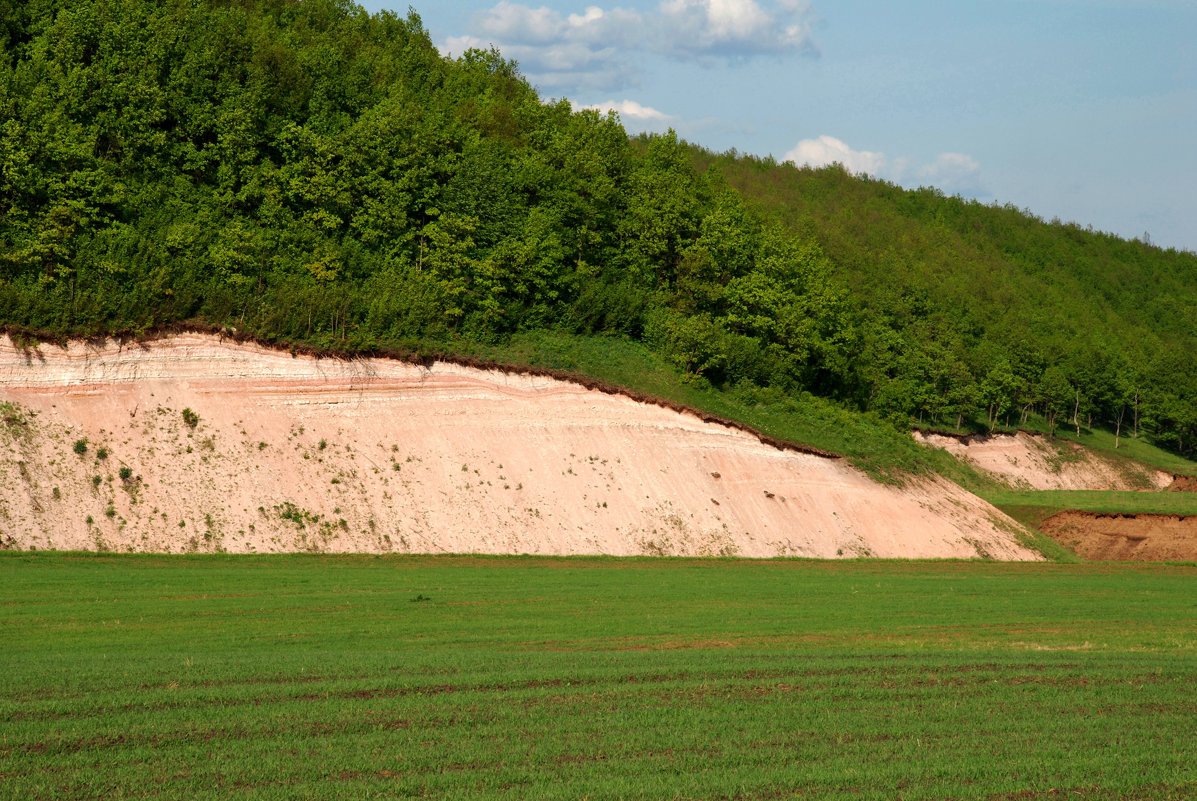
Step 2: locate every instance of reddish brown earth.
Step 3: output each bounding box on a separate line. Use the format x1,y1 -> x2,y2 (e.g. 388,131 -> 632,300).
0,334 -> 1040,559
1168,475 -> 1197,492
1040,512 -> 1197,561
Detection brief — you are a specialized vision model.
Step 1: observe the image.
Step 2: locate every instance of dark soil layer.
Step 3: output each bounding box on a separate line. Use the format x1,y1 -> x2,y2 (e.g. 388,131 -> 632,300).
1168,475 -> 1197,492
1042,511 -> 1197,561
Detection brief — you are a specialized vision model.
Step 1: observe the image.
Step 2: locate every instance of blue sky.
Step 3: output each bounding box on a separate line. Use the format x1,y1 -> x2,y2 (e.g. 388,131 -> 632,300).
359,1 -> 1196,251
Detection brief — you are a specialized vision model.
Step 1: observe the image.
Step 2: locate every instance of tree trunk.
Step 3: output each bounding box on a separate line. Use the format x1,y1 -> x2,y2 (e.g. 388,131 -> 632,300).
68,268 -> 77,328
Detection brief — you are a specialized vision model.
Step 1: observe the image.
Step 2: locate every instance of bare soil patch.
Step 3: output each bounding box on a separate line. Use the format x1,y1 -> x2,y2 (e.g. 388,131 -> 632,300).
0,334 -> 1038,559
1041,511 -> 1197,561
914,430 -> 1170,491
1168,475 -> 1197,492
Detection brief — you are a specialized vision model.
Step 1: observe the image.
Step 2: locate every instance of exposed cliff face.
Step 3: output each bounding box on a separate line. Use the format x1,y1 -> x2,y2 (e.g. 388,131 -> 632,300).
914,431 -> 1172,492
0,335 -> 1038,559
1040,512 -> 1197,561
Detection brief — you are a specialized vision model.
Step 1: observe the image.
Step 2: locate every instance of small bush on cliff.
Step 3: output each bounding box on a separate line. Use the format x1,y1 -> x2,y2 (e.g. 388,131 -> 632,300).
0,402 -> 28,432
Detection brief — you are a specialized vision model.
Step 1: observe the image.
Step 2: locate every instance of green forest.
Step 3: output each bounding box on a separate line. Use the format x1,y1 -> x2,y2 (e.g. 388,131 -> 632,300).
3,0 -> 1196,458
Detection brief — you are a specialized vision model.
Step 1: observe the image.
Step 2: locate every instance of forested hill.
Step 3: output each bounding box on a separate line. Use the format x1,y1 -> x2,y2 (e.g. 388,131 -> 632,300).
2,0 -> 1196,457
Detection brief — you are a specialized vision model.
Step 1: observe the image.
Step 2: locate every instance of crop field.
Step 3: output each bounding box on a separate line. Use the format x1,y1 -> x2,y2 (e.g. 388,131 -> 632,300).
2,554 -> 1196,800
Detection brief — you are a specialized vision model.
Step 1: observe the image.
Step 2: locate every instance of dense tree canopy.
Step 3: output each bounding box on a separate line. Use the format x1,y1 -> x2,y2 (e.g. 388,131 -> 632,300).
697,152 -> 1197,452
2,0 -> 1196,455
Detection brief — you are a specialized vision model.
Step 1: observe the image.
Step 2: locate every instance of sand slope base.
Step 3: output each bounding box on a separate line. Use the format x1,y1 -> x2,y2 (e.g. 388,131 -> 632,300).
0,335 -> 1038,559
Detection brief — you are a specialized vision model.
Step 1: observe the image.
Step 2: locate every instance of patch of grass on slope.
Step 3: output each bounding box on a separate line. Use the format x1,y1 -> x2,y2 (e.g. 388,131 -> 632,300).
1009,417 -> 1197,478
3,554 -> 1196,800
1057,427 -> 1197,478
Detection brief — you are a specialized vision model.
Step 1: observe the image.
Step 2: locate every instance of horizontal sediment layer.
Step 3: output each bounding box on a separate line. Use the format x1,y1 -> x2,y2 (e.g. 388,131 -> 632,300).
0,334 -> 1038,559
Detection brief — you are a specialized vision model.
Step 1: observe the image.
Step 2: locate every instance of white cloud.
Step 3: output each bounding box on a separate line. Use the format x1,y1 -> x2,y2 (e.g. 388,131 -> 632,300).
917,152 -> 984,195
663,0 -> 772,40
572,99 -> 674,133
441,3 -> 645,92
442,2 -> 818,94
783,135 -> 988,197
582,99 -> 672,121
442,34 -> 488,55
476,2 -> 565,43
659,0 -> 816,59
474,2 -> 644,46
783,135 -> 885,176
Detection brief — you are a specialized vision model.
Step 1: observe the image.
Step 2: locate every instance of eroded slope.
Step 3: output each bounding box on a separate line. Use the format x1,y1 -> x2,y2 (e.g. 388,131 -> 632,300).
914,431 -> 1171,491
0,335 -> 1038,559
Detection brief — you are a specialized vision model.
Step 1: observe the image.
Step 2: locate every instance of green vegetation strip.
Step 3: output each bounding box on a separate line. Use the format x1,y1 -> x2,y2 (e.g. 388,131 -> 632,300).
984,489 -> 1197,517
3,554 -> 1197,800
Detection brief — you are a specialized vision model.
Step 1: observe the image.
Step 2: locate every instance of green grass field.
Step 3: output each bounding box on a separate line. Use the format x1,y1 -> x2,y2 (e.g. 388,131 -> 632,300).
984,488 -> 1197,517
3,554 -> 1197,800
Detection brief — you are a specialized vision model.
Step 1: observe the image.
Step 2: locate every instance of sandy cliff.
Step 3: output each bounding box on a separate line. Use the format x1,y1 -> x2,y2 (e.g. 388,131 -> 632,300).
0,335 -> 1038,559
914,430 -> 1171,491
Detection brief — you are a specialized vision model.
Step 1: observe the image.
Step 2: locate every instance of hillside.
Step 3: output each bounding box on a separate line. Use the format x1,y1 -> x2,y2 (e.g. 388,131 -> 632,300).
3,0 -> 1197,470
697,153 -> 1197,453
913,431 -> 1173,492
0,334 -> 1038,559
